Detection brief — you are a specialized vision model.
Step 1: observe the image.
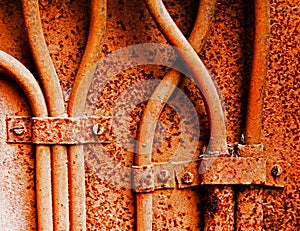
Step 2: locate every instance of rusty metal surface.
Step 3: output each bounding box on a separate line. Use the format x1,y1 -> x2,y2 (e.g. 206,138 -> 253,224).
137,157 -> 287,190
0,75 -> 36,231
132,165 -> 155,193
0,50 -> 53,230
238,1 -> 270,228
7,116 -> 112,144
0,0 -> 300,231
204,186 -> 235,231
67,0 -> 107,228
22,0 -> 69,229
236,186 -> 264,231
135,0 -> 217,229
245,0 -> 270,145
175,157 -> 266,188
144,0 -> 227,155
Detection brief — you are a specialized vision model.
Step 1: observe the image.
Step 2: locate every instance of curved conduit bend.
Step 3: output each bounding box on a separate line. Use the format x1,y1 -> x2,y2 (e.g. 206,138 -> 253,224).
67,0 -> 107,230
143,0 -> 227,154
142,0 -> 236,230
136,0 -> 217,230
0,50 -> 52,230
21,1 -> 69,230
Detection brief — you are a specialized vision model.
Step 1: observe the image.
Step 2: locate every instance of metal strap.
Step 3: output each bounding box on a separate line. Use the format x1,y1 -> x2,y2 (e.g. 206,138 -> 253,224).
6,116 -> 112,144
132,157 -> 288,192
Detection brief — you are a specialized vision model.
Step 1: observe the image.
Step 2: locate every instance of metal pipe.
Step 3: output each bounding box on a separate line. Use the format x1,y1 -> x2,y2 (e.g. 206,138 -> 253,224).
143,0 -> 227,154
21,1 -> 69,230
67,0 -> 106,230
237,1 -> 270,230
143,1 -> 236,230
0,50 -> 52,231
245,0 -> 270,145
136,1 -> 217,230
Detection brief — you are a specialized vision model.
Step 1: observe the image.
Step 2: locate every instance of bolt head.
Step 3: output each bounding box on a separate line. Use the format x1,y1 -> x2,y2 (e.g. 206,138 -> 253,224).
271,164 -> 282,177
182,171 -> 194,184
157,170 -> 170,183
92,124 -> 104,135
13,122 -> 26,136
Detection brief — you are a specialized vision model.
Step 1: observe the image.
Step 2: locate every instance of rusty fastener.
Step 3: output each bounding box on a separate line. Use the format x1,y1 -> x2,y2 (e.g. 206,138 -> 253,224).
13,122 -> 26,136
271,164 -> 282,177
157,170 -> 170,183
182,171 -> 194,184
92,124 -> 105,135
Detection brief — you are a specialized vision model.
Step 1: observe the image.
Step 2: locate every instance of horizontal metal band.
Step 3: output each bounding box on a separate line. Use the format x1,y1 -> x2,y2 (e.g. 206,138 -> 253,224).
6,116 -> 112,144
132,157 -> 288,192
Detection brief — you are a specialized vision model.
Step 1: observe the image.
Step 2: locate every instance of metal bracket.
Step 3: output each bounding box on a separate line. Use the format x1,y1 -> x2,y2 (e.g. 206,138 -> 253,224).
6,116 -> 113,144
132,157 -> 289,192
8,116 -> 288,190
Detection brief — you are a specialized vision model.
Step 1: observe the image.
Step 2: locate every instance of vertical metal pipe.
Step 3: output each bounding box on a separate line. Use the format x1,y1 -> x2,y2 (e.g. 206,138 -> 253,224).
21,1 -> 69,230
237,1 -> 270,230
68,1 -> 106,230
0,50 -> 52,231
245,0 -> 270,145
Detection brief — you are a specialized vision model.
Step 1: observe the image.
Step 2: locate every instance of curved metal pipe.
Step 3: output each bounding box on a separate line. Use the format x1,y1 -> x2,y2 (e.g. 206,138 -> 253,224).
136,1 -> 217,230
21,1 -> 69,229
68,0 -> 107,115
143,0 -> 227,155
0,50 -> 52,231
67,0 -> 107,230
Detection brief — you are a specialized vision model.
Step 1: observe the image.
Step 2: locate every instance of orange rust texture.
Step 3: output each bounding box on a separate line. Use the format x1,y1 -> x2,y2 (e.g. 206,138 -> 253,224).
236,186 -> 264,230
0,0 -> 299,231
0,75 -> 36,230
204,186 -> 235,231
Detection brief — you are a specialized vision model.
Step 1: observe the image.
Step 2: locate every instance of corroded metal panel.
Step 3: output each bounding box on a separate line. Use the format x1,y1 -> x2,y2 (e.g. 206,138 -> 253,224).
0,75 -> 36,230
0,0 -> 299,230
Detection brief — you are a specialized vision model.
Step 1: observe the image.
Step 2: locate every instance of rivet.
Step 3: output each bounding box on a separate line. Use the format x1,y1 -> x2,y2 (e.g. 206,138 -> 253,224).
271,164 -> 282,177
13,122 -> 26,136
92,124 -> 104,135
157,170 -> 170,183
182,171 -> 194,184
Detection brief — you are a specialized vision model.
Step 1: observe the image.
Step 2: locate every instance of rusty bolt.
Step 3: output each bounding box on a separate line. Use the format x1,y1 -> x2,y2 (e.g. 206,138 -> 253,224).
182,171 -> 194,184
157,170 -> 170,183
13,122 -> 26,136
271,164 -> 282,177
92,124 -> 104,135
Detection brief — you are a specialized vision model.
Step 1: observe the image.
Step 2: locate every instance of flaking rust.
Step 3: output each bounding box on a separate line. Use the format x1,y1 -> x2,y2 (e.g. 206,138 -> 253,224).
0,0 -> 299,230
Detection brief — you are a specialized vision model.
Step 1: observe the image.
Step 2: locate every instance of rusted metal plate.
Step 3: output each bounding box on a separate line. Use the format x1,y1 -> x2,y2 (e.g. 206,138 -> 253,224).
1,0 -> 299,230
7,116 -> 112,144
132,164 -> 155,193
132,157 -> 287,191
176,157 -> 266,188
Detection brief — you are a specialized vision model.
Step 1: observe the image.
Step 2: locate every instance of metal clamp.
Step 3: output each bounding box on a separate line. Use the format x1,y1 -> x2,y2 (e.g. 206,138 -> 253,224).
132,157 -> 289,192
6,116 -> 113,144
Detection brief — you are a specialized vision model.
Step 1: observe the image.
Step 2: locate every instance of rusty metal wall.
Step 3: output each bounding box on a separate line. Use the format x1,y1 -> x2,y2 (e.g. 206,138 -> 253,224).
0,0 -> 299,230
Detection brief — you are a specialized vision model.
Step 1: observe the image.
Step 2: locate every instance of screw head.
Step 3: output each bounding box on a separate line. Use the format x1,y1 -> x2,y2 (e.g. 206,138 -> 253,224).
13,122 -> 26,136
271,164 -> 282,177
157,170 -> 170,183
92,124 -> 104,135
182,171 -> 194,184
